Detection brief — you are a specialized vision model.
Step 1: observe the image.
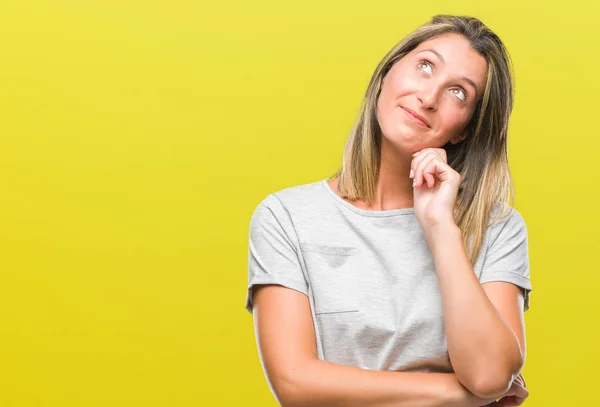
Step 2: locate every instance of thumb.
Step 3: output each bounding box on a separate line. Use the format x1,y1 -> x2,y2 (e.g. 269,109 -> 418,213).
506,382 -> 529,398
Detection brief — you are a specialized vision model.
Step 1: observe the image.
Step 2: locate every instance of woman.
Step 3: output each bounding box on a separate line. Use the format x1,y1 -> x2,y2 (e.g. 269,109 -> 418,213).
246,15 -> 532,407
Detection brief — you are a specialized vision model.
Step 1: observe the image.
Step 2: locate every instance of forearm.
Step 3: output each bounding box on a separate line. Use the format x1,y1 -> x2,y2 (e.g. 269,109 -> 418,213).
279,359 -> 476,407
425,223 -> 523,397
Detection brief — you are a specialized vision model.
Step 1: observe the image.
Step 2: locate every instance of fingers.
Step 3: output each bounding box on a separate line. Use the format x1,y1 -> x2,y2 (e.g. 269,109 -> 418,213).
410,149 -> 455,188
411,149 -> 443,187
515,374 -> 525,388
489,376 -> 528,407
510,382 -> 529,402
494,397 -> 512,407
514,395 -> 527,406
425,172 -> 435,188
511,374 -> 526,392
412,152 -> 438,188
516,384 -> 529,399
413,147 -> 447,162
487,396 -> 519,407
412,147 -> 447,162
498,395 -> 527,407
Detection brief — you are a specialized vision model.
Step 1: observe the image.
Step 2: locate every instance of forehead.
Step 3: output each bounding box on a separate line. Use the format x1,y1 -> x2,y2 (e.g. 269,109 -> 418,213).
410,33 -> 488,91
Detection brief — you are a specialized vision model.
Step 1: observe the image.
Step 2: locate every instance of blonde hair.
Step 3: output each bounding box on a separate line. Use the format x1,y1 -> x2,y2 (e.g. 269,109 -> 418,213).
332,15 -> 515,264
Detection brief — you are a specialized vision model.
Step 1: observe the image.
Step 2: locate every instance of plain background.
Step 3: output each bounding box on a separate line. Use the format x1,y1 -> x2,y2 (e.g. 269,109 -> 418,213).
1,0 -> 598,405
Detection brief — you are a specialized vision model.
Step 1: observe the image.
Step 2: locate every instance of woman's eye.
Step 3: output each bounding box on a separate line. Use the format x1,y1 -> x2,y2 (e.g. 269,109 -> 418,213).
417,60 -> 432,74
450,88 -> 467,101
416,60 -> 467,102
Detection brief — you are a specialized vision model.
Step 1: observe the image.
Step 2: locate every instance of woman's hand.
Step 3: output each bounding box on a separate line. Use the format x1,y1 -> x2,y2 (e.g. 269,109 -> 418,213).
446,373 -> 529,407
410,148 -> 460,230
482,374 -> 529,407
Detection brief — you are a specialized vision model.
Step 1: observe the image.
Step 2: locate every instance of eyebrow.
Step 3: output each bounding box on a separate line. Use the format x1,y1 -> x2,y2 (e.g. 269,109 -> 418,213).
416,48 -> 480,96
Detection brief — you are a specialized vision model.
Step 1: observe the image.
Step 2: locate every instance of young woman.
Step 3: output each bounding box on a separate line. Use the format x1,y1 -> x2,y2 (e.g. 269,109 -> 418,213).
246,15 -> 532,407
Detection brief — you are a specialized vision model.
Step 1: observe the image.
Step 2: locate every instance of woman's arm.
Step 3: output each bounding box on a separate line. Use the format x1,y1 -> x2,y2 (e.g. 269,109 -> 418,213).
424,223 -> 525,400
252,284 -> 497,407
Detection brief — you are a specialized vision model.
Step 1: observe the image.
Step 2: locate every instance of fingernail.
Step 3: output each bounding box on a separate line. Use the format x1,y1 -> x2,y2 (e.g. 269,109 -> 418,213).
413,151 -> 420,156
409,169 -> 414,179
412,178 -> 417,186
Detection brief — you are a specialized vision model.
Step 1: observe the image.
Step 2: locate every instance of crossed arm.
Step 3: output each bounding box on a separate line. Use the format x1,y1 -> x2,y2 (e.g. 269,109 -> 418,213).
251,225 -> 528,407
424,223 -> 527,398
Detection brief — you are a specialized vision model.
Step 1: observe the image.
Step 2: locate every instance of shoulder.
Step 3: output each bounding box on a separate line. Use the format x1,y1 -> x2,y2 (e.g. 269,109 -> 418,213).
252,179 -> 328,217
272,179 -> 327,205
249,178 -> 328,226
488,202 -> 526,225
486,202 -> 528,246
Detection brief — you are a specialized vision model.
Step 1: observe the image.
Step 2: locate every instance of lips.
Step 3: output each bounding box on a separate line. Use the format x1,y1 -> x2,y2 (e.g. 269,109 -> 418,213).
401,107 -> 430,128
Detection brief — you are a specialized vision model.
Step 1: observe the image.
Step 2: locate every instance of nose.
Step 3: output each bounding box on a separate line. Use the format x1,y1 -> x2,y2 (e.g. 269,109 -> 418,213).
418,82 -> 441,110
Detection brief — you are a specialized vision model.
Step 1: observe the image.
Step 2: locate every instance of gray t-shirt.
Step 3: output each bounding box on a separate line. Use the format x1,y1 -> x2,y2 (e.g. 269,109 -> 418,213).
245,178 -> 532,373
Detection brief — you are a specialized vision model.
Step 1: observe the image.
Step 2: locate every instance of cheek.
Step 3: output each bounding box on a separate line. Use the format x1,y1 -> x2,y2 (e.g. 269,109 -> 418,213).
393,72 -> 419,94
386,65 -> 419,95
440,103 -> 471,132
377,84 -> 400,120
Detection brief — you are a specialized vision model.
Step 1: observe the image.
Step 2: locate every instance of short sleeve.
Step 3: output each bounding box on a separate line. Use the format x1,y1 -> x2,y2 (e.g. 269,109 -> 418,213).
245,194 -> 308,314
480,206 -> 533,312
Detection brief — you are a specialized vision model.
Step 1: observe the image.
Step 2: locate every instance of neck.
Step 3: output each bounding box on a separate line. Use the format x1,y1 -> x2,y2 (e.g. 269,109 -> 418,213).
369,138 -> 414,210
330,138 -> 415,211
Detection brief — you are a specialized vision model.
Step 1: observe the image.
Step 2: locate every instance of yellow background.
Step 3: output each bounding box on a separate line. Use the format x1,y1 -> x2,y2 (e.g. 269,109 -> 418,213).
1,0 -> 598,405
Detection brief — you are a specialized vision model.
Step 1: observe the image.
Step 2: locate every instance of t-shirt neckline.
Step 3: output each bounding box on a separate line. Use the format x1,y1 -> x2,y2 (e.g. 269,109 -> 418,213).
320,179 -> 415,217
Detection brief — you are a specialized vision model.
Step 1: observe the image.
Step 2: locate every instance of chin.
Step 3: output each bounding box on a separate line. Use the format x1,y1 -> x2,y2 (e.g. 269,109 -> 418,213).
381,134 -> 419,155
387,126 -> 424,142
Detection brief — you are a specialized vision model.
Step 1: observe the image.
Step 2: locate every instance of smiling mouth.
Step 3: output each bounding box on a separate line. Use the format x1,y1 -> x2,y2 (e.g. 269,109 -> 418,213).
401,107 -> 429,128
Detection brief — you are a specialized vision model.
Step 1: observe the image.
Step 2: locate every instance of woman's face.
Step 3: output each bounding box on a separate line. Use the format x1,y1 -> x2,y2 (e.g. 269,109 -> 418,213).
376,33 -> 488,153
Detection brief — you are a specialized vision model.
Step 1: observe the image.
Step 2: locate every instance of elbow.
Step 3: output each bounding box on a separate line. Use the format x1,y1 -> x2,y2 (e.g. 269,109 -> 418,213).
460,346 -> 526,399
275,381 -> 303,407
465,373 -> 513,399
269,366 -> 310,407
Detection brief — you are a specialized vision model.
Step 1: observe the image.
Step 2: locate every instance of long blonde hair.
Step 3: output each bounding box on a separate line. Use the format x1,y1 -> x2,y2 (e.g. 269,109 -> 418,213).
332,15 -> 515,264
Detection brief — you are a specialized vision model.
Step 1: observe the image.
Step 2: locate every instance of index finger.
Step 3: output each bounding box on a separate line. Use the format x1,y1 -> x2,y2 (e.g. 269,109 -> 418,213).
413,147 -> 447,162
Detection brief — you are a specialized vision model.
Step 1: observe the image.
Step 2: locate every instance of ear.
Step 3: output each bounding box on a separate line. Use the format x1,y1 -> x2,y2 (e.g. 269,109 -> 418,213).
449,133 -> 467,145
